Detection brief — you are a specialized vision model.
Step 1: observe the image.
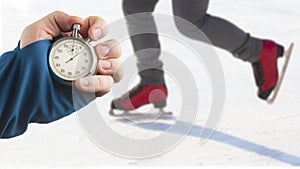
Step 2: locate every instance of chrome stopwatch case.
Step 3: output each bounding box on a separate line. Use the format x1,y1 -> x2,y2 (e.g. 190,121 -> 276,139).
49,24 -> 97,85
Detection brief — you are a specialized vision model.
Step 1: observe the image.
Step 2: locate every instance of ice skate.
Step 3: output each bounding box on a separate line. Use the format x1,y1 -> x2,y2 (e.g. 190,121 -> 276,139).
251,40 -> 294,104
109,82 -> 172,116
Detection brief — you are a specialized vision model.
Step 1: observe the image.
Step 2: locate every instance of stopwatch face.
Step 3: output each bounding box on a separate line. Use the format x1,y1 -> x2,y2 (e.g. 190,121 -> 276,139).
49,37 -> 97,82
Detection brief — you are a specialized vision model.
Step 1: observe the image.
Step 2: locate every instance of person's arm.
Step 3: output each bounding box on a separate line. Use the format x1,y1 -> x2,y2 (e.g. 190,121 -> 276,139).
0,11 -> 122,138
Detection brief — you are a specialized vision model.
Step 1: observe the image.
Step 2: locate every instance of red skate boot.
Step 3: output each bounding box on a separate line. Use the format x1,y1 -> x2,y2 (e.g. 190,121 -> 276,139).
252,40 -> 285,100
110,82 -> 168,115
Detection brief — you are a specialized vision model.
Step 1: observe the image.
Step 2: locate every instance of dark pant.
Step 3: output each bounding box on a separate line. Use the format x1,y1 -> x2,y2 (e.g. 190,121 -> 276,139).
122,0 -> 262,84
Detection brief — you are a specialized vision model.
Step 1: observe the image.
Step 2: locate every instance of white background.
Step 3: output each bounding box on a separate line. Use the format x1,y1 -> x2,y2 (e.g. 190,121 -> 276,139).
1,0 -> 300,167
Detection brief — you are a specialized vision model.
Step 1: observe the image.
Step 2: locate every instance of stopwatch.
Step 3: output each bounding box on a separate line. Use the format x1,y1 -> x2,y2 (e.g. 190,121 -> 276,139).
49,24 -> 97,85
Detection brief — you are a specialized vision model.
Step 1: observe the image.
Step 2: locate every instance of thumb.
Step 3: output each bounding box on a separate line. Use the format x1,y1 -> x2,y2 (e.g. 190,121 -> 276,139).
42,11 -> 84,38
20,11 -> 84,48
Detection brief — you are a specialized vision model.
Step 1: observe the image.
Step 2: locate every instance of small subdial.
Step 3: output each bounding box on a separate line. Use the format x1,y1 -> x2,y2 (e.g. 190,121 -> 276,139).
67,43 -> 81,56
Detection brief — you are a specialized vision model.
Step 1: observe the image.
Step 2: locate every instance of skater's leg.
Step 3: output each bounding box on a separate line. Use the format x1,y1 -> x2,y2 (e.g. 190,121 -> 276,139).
110,0 -> 167,112
172,0 -> 286,100
172,0 -> 262,63
122,0 -> 164,84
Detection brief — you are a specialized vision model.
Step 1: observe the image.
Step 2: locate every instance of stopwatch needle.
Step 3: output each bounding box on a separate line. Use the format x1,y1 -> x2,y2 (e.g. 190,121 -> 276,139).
65,49 -> 85,63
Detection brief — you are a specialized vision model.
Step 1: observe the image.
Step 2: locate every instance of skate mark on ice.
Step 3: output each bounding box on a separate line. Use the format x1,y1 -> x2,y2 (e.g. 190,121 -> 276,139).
113,110 -> 174,124
128,121 -> 300,166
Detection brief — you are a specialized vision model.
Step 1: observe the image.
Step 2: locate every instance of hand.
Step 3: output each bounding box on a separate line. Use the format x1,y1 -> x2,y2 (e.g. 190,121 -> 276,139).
20,11 -> 122,96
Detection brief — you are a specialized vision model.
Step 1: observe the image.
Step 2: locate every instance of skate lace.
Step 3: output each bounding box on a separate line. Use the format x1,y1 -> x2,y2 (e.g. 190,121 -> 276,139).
121,83 -> 145,99
252,62 -> 265,86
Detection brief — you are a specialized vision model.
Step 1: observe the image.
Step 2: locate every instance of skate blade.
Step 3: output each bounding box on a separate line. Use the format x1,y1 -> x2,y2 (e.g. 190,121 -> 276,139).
267,43 -> 294,105
109,108 -> 173,121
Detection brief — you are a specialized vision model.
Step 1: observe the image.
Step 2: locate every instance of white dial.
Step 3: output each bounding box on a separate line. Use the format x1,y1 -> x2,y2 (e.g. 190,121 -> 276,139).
49,37 -> 97,83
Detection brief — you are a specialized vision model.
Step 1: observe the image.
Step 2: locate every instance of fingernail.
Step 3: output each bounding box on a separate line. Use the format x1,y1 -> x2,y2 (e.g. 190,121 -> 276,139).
99,46 -> 109,57
80,78 -> 90,87
93,29 -> 102,39
100,60 -> 111,69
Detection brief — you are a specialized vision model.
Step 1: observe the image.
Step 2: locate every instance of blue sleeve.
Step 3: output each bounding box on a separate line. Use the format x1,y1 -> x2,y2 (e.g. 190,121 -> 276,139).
0,40 -> 94,138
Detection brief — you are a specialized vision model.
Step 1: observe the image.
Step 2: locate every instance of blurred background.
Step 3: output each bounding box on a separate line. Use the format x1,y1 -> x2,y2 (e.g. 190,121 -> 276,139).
1,0 -> 300,167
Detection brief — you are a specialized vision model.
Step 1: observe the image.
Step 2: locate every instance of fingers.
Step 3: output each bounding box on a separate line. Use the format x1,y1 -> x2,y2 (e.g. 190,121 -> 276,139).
80,16 -> 108,41
98,59 -> 123,83
94,39 -> 123,82
75,75 -> 113,94
94,39 -> 122,59
20,11 -> 108,49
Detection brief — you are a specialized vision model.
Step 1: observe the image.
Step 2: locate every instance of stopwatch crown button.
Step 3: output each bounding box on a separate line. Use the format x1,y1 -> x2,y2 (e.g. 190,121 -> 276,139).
73,24 -> 81,30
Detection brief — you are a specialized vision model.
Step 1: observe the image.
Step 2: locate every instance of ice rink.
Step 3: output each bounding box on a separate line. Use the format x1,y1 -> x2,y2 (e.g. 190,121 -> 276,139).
1,0 -> 300,167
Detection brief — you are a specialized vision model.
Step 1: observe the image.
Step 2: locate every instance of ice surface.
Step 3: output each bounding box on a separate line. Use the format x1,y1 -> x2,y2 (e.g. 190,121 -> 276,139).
0,0 -> 300,167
